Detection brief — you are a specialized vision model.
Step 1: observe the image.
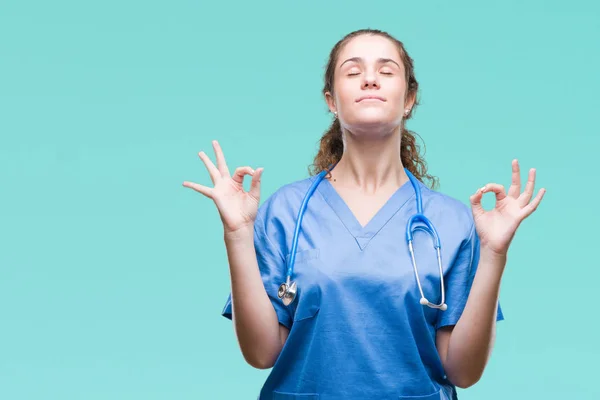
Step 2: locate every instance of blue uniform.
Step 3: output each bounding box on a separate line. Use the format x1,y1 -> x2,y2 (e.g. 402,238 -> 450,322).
222,174 -> 504,400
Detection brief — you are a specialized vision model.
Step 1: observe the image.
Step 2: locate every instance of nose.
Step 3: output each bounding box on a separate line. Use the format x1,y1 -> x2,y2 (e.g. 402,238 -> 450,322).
362,69 -> 380,89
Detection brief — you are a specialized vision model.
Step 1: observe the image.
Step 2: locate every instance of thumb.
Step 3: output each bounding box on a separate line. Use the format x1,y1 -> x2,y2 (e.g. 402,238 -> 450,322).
470,187 -> 485,218
249,167 -> 264,200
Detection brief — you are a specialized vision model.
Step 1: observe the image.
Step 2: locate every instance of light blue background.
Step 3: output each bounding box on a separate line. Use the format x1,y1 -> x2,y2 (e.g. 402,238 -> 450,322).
1,0 -> 598,398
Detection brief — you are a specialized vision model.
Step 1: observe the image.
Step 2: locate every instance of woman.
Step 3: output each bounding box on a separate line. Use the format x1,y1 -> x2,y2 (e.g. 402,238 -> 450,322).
183,29 -> 545,400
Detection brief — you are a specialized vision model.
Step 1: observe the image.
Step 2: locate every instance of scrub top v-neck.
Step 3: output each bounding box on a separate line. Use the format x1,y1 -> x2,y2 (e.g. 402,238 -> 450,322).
316,175 -> 415,250
221,174 -> 504,400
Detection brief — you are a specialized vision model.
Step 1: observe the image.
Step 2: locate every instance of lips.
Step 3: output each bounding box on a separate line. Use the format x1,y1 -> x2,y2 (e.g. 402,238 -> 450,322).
356,95 -> 386,102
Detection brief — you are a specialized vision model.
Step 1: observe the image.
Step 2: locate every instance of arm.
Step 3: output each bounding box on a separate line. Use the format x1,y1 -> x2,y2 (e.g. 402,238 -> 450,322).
182,140 -> 290,370
437,160 -> 545,388
225,225 -> 290,369
436,248 -> 505,388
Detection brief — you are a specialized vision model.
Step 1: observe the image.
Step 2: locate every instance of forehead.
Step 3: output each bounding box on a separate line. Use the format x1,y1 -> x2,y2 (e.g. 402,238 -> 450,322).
337,35 -> 401,67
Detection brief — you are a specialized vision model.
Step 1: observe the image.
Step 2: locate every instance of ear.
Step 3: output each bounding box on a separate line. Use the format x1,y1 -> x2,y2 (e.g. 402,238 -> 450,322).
324,91 -> 337,114
404,91 -> 416,111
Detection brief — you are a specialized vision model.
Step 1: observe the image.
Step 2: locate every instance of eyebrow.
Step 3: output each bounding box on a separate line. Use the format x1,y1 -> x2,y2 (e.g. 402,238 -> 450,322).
339,57 -> 401,69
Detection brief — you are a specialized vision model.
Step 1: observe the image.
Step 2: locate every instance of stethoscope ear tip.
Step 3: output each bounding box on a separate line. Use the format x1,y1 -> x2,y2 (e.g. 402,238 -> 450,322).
420,297 -> 448,311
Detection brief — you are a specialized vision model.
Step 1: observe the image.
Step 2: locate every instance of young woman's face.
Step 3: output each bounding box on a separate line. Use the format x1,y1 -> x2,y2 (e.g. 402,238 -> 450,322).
326,35 -> 412,133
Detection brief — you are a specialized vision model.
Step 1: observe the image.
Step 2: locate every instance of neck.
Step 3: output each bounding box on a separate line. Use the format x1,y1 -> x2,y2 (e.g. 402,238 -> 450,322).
330,126 -> 408,194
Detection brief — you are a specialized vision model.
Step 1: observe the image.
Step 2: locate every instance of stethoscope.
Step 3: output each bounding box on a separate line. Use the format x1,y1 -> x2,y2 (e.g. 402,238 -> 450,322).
277,165 -> 448,311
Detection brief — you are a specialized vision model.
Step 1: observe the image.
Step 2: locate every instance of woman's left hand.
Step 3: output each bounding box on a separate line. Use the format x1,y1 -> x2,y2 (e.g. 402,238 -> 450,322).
470,159 -> 546,256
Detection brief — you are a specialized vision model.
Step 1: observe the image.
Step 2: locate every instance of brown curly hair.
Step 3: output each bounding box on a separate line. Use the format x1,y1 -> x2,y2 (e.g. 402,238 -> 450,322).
308,29 -> 438,189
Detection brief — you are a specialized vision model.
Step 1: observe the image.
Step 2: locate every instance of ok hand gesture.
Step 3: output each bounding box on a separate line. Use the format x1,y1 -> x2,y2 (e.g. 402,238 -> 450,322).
183,140 -> 264,234
470,159 -> 546,256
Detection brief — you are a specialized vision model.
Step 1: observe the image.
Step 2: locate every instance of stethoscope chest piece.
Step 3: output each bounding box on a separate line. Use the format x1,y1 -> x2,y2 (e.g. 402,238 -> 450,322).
278,281 -> 297,306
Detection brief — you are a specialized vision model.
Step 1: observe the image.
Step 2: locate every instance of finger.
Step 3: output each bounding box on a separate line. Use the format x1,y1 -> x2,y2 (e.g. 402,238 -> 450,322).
249,167 -> 264,200
182,181 -> 213,198
520,188 -> 546,220
232,166 -> 255,187
508,159 -> 521,198
212,140 -> 231,177
519,168 -> 536,206
481,183 -> 507,202
198,151 -> 220,184
469,188 -> 485,217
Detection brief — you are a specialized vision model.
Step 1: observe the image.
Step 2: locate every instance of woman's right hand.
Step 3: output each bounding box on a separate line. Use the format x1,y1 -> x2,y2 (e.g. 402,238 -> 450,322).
183,140 -> 264,235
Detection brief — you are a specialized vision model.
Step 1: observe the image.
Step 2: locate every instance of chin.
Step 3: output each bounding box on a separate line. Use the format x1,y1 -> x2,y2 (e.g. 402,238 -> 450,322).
344,112 -> 400,136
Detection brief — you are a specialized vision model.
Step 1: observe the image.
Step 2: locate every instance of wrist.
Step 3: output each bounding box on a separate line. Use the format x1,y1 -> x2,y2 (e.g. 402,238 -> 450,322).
480,245 -> 508,267
224,223 -> 255,243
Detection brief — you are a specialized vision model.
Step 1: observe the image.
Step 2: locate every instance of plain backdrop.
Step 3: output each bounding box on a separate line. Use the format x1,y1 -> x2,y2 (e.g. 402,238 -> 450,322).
1,0 -> 598,398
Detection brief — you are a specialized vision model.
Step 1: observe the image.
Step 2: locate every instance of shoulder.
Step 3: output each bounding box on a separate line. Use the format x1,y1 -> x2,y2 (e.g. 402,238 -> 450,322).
263,175 -> 316,206
255,175 -> 318,227
418,181 -> 475,238
252,175 -> 318,256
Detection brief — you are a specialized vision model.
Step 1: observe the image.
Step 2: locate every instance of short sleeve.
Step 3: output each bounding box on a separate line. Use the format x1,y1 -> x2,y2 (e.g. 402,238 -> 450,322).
220,208 -> 293,329
435,221 -> 505,329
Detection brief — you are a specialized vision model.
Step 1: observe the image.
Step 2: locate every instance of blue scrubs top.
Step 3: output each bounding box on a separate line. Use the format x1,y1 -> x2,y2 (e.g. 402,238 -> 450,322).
222,174 -> 504,400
